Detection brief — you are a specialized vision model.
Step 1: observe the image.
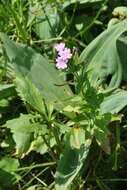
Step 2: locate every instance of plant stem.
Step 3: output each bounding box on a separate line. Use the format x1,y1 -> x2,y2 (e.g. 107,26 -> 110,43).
14,162 -> 56,171
51,125 -> 62,153
113,123 -> 120,171
42,135 -> 57,161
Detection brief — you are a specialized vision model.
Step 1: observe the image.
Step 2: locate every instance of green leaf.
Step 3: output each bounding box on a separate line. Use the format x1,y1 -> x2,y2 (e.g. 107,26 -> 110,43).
55,127 -> 91,190
0,33 -> 73,111
79,20 -> 127,92
4,114 -> 44,157
4,114 -> 57,157
30,135 -> 56,155
4,114 -> 42,133
29,3 -> 60,40
117,31 -> 127,82
13,132 -> 33,157
101,90 -> 127,114
35,11 -> 60,40
0,157 -> 19,172
15,76 -> 45,114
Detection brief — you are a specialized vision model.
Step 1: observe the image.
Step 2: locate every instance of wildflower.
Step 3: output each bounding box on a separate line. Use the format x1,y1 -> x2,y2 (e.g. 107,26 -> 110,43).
54,42 -> 65,52
54,42 -> 72,70
58,48 -> 72,60
56,57 -> 68,69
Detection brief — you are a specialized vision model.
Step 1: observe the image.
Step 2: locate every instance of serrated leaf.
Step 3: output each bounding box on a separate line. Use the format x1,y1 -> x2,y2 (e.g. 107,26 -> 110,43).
5,114 -> 42,133
30,135 -> 56,155
15,76 -> 45,114
4,114 -> 56,157
4,114 -> 46,157
0,33 -> 73,111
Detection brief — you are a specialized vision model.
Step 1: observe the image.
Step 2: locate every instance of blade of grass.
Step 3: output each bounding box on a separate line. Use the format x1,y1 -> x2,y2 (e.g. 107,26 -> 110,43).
14,162 -> 56,172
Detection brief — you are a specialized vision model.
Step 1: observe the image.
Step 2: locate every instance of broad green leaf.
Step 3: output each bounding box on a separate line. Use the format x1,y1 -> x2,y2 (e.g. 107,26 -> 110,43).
117,30 -> 127,83
13,132 -> 33,157
54,122 -> 70,134
101,90 -> 127,114
4,114 -> 43,133
107,18 -> 120,28
29,3 -> 60,39
30,135 -> 56,155
4,114 -> 45,157
35,12 -> 60,40
0,157 -> 19,172
15,76 -> 45,114
79,20 -> 127,92
0,33 -> 73,111
55,127 -> 91,190
4,114 -> 57,157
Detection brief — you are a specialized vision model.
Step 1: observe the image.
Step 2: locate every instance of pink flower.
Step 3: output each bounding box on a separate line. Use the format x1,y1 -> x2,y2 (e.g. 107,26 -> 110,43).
54,42 -> 72,70
56,57 -> 68,69
58,48 -> 72,60
54,42 -> 65,52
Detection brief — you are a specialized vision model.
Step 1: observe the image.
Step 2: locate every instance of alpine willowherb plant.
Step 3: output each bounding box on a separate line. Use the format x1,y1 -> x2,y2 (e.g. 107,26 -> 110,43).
1,1 -> 127,190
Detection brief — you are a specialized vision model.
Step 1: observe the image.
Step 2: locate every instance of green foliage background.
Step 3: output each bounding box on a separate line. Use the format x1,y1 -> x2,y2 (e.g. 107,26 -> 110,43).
1,0 -> 127,190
